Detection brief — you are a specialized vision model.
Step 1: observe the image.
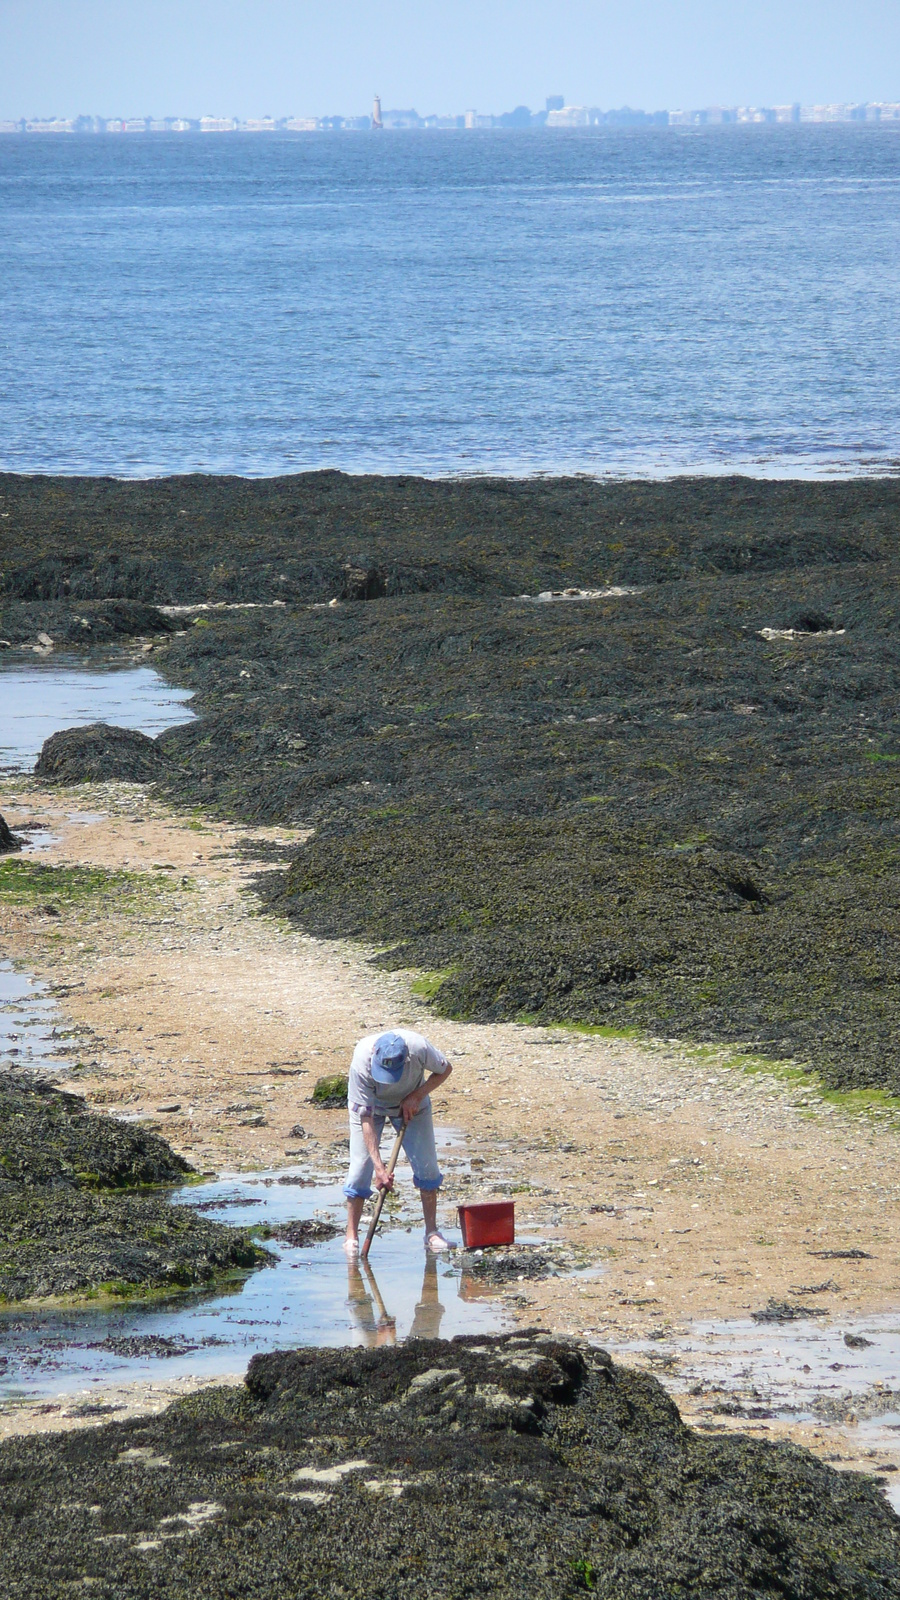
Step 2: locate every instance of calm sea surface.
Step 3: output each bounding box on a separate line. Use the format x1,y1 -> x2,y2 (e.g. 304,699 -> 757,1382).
1,127 -> 898,479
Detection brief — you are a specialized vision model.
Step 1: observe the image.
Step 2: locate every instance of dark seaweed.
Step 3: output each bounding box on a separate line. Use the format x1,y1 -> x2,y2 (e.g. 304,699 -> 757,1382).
0,1072 -> 191,1190
0,1332 -> 897,1599
0,599 -> 174,646
0,471 -> 895,603
0,1074 -> 266,1301
751,1299 -> 829,1323
3,471 -> 899,1091
0,813 -> 23,853
461,1246 -> 562,1283
264,1218 -> 342,1247
35,723 -> 171,785
0,1186 -> 266,1302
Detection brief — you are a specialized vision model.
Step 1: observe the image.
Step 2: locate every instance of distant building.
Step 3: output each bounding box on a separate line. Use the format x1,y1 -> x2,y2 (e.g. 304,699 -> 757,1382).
546,105 -> 590,127
381,108 -> 422,128
800,104 -> 858,122
9,98 -> 899,136
25,118 -> 76,132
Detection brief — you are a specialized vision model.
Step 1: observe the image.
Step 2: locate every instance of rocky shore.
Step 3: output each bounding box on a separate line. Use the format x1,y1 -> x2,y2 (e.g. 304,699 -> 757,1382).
2,469 -> 897,1093
3,471 -> 900,1591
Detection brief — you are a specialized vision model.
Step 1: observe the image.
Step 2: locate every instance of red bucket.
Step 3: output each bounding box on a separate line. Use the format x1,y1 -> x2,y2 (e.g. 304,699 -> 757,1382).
457,1200 -> 515,1249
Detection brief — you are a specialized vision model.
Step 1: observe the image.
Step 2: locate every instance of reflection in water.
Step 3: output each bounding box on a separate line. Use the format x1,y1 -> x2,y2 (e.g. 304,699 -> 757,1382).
0,1171 -> 508,1403
347,1256 -> 446,1348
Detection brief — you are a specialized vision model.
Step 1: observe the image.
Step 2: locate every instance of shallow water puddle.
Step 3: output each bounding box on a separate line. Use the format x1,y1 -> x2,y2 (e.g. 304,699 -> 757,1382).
0,654 -> 194,769
621,1312 -> 900,1507
0,1167 -> 509,1405
0,959 -> 70,1072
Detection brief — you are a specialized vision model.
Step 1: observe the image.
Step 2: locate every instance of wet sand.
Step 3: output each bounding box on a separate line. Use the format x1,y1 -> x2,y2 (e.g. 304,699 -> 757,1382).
3,776 -> 900,1486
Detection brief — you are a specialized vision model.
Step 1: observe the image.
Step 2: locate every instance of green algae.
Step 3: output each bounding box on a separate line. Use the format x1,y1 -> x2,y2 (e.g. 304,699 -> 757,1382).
0,860 -> 170,913
410,969 -> 457,1002
310,1073 -> 349,1108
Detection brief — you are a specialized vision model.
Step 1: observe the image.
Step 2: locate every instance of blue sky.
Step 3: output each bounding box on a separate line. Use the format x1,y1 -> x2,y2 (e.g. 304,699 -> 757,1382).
1,0 -> 898,119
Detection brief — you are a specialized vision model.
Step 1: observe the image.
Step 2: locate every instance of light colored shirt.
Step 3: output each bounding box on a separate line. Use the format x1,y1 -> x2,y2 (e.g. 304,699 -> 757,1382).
348,1028 -> 449,1119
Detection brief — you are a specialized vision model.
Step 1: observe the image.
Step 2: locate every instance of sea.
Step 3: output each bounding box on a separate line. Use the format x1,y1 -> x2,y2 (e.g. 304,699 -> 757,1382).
1,125 -> 898,480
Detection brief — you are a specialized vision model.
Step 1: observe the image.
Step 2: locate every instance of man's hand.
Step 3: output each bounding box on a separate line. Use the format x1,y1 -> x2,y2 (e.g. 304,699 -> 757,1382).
374,1163 -> 394,1191
400,1089 -> 423,1125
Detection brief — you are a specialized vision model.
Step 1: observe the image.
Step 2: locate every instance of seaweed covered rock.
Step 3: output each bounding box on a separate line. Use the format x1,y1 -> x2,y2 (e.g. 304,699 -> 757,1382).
72,600 -> 176,638
0,1332 -> 896,1598
264,1218 -> 342,1247
0,599 -> 174,649
0,1074 -> 266,1302
35,722 -> 168,784
460,1244 -> 563,1283
0,471 -> 896,604
309,1073 -> 349,1109
269,804 -> 900,1092
0,1187 -> 266,1301
0,813 -> 23,853
0,1071 -> 191,1189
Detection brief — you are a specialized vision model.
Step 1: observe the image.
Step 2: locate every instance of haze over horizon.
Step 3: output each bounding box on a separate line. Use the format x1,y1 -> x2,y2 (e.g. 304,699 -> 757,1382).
1,0 -> 898,121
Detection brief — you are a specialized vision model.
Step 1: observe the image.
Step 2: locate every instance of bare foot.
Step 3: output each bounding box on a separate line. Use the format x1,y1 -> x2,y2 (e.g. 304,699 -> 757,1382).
344,1235 -> 360,1255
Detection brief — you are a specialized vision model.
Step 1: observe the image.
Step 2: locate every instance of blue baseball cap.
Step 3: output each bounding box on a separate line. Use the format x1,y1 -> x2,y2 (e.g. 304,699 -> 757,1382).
371,1031 -> 409,1084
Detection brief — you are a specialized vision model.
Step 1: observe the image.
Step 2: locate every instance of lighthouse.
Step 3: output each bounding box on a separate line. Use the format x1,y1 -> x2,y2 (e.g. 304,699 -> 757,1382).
372,94 -> 383,130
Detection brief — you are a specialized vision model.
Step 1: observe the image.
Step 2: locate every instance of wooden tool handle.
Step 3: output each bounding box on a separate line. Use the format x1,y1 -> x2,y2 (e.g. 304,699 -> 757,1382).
360,1123 -> 407,1258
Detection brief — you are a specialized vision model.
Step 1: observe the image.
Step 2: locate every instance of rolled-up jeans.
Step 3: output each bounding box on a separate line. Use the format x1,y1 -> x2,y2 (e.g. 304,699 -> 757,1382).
343,1098 -> 443,1200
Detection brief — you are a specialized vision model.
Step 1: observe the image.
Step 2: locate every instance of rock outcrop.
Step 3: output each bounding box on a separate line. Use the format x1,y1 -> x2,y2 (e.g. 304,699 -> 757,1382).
0,813 -> 23,853
0,1331 -> 897,1597
0,1073 -> 267,1302
35,723 -> 169,784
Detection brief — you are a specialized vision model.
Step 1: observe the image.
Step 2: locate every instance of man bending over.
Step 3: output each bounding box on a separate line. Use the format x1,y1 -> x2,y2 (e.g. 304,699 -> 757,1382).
343,1029 -> 453,1254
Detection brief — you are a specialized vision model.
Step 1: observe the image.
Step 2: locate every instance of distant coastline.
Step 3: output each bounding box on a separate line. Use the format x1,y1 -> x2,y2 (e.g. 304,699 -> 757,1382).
3,100 -> 899,136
